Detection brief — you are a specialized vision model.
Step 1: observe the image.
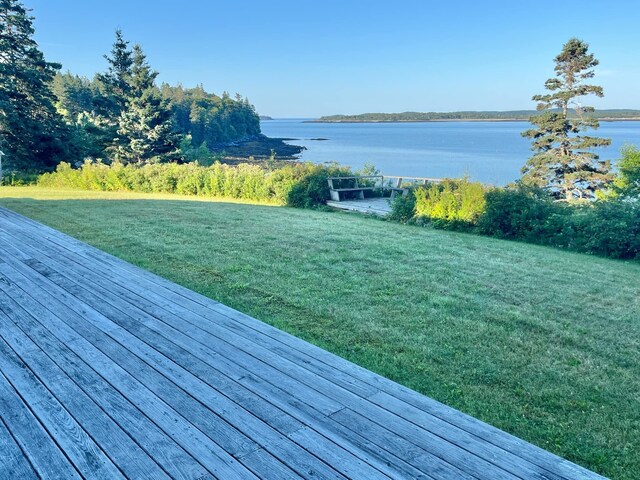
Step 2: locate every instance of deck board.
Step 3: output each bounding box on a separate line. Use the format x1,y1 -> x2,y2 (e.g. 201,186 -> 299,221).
326,197 -> 392,215
0,207 -> 606,479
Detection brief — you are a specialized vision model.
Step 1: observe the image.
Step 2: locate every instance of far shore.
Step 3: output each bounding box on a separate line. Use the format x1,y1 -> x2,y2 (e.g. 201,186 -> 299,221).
305,117 -> 640,124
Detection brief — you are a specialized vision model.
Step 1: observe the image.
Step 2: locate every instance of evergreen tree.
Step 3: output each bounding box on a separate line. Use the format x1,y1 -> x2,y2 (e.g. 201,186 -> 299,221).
112,44 -> 178,164
95,29 -> 133,122
521,39 -> 612,200
0,0 -> 67,171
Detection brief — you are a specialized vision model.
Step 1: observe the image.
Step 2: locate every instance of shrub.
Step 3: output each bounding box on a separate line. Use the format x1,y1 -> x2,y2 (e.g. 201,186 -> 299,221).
613,145 -> 640,198
477,187 -> 559,240
2,170 -> 40,186
388,192 -> 417,223
478,187 -> 640,259
286,163 -> 351,208
37,160 -> 351,207
577,200 -> 640,259
414,178 -> 488,226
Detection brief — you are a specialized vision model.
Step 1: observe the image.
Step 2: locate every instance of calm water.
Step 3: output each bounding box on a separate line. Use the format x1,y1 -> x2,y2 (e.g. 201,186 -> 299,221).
260,119 -> 640,185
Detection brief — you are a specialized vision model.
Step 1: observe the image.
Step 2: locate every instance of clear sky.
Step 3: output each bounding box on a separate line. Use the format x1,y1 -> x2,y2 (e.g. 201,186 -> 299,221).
27,0 -> 640,117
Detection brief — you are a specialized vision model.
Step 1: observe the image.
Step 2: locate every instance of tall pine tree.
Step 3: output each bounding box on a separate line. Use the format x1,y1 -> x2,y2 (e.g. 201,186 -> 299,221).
112,44 -> 178,164
521,39 -> 612,200
0,0 -> 67,171
95,29 -> 133,123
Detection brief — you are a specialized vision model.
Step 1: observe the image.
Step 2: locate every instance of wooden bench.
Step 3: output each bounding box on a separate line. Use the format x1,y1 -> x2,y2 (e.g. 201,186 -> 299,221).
327,176 -> 382,201
384,176 -> 443,200
328,175 -> 444,202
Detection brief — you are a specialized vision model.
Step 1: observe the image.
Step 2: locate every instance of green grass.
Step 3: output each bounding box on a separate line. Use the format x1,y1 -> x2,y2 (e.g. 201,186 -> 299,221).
1,186 -> 639,479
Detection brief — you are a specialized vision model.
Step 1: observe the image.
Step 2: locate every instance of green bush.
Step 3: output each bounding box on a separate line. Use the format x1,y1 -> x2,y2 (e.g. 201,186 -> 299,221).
414,178 -> 489,226
388,192 -> 417,223
286,163 -> 352,208
573,200 -> 640,259
478,187 -> 640,259
613,145 -> 640,198
477,187 -> 559,240
37,160 -> 351,207
2,170 -> 40,186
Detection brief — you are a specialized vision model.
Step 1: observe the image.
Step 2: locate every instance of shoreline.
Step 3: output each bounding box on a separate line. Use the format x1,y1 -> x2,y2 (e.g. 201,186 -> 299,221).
305,118 -> 640,124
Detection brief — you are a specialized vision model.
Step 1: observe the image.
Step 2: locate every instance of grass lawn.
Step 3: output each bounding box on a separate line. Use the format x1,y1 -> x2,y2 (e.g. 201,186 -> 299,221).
1,186 -> 638,479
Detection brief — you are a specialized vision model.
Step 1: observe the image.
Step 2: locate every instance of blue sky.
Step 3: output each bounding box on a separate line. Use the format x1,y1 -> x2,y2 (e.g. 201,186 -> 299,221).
28,0 -> 640,117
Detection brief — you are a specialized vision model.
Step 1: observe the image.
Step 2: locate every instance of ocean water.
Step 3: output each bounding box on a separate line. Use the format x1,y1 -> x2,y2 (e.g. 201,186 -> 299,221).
260,119 -> 640,185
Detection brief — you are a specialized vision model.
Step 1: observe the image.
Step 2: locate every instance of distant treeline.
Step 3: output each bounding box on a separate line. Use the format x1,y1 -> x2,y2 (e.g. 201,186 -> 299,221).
313,109 -> 640,122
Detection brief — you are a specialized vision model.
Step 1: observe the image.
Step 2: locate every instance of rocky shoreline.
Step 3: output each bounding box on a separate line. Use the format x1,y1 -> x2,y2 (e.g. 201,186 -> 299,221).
213,134 -> 305,161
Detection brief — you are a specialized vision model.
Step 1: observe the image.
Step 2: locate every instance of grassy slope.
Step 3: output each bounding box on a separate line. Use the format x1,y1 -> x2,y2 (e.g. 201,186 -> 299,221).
1,187 -> 638,479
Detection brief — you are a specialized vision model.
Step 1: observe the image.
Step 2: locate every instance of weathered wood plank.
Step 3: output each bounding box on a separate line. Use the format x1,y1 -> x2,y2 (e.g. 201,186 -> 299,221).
0,282 -> 210,480
0,266 -> 250,480
0,337 -> 125,480
0,308 -> 173,480
0,417 -> 38,480
330,408 -> 473,480
0,370 -> 81,480
0,222 -> 379,403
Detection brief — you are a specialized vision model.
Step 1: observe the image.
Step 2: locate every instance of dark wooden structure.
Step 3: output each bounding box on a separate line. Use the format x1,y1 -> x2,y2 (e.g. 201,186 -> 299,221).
327,175 -> 443,202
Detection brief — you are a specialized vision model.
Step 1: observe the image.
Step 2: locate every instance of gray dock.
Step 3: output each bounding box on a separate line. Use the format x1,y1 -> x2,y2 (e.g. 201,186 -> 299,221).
326,198 -> 392,216
0,207 -> 604,479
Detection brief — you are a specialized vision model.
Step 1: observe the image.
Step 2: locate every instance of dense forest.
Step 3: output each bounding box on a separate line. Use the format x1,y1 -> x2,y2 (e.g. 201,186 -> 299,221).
0,0 -> 298,174
313,109 -> 640,122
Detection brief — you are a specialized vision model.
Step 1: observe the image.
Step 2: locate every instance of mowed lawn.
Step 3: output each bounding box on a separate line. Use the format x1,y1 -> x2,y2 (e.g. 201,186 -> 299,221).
1,187 -> 638,479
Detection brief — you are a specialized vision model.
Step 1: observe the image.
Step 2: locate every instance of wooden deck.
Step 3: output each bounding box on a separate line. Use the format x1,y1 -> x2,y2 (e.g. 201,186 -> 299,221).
0,207 -> 605,480
326,197 -> 392,216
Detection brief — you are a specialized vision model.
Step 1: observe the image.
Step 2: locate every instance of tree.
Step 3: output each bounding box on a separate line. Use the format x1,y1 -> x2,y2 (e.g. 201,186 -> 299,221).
95,29 -> 133,122
521,38 -> 612,200
111,44 -> 179,164
0,0 -> 68,171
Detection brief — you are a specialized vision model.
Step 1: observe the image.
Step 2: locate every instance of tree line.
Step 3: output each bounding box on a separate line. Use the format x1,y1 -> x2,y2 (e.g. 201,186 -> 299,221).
316,109 -> 640,123
0,0 -> 261,173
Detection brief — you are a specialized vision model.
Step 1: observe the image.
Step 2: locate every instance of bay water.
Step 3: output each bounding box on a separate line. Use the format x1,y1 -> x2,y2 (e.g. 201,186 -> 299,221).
260,119 -> 640,185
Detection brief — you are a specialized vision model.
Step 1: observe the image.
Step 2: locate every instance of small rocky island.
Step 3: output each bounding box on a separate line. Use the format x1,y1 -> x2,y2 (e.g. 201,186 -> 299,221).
215,134 -> 305,163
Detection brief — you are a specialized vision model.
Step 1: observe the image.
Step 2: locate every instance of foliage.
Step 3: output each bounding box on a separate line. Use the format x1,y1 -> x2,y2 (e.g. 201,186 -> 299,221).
51,61 -> 262,166
388,192 -> 417,223
160,85 -> 261,147
179,135 -> 218,165
111,44 -> 180,164
285,163 -> 351,208
95,29 -> 134,121
0,0 -> 69,171
613,145 -> 640,198
386,178 -> 639,260
477,187 -> 558,239
413,178 -> 489,227
478,187 -> 640,259
36,160 -> 350,206
48,29 -> 262,167
521,38 -> 612,200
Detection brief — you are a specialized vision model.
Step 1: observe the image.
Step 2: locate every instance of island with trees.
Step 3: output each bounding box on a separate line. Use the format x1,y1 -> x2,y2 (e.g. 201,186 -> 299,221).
310,109 -> 640,123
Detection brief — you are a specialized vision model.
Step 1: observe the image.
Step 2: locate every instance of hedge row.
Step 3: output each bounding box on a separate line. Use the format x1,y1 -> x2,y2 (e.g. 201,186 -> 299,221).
37,161 -> 350,207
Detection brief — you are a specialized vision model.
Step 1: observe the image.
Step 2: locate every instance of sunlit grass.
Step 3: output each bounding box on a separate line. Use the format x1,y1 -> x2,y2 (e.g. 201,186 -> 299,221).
1,186 -> 638,479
